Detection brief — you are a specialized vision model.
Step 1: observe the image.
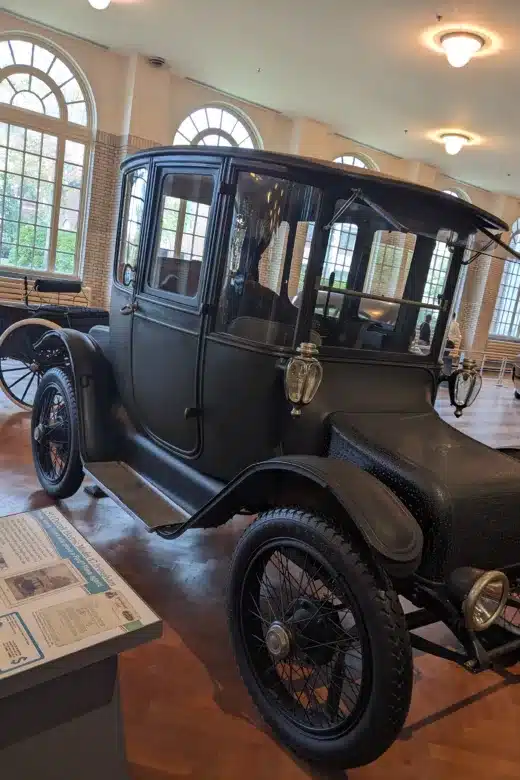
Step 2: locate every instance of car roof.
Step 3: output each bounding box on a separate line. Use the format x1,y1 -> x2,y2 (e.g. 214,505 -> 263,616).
123,146 -> 509,233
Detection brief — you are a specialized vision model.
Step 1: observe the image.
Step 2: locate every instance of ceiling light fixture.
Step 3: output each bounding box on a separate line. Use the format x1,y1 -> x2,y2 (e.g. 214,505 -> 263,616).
88,0 -> 111,9
440,32 -> 484,68
441,133 -> 470,156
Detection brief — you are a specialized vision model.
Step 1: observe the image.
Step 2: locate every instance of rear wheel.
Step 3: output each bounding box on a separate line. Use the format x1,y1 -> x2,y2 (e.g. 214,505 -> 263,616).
31,367 -> 84,498
228,508 -> 413,768
0,318 -> 60,410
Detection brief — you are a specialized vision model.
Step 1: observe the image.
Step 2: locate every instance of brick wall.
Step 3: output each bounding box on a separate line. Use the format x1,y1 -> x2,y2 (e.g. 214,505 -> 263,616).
82,132 -> 160,308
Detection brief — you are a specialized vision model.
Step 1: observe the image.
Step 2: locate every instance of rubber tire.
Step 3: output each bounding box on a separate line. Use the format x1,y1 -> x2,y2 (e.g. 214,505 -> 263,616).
31,367 -> 84,499
515,391 -> 520,400
228,508 -> 413,769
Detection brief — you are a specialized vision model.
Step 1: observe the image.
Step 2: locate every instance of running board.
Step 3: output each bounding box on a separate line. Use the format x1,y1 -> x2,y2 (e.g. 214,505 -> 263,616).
85,461 -> 189,531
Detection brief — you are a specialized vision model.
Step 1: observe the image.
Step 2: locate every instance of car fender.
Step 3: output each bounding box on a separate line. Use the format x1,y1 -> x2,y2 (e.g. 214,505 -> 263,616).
35,328 -> 118,462
191,455 -> 423,572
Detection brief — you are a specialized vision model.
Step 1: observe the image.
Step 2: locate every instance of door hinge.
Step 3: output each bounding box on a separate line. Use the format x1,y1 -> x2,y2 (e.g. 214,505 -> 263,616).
219,182 -> 236,196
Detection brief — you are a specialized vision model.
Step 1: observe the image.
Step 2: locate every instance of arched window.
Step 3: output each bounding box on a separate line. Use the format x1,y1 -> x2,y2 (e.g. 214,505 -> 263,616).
0,36 -> 94,276
334,154 -> 377,170
491,218 -> 520,339
173,105 -> 260,149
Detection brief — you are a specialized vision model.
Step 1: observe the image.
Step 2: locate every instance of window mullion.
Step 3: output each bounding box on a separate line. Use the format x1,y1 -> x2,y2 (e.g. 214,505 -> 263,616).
48,134 -> 65,274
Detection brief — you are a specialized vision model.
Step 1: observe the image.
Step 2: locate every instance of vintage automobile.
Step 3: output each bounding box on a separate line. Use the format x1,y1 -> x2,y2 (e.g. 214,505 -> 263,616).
29,148 -> 520,769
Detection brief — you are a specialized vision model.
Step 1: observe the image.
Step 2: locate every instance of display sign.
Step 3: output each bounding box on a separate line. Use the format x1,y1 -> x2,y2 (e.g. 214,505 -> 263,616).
0,506 -> 161,679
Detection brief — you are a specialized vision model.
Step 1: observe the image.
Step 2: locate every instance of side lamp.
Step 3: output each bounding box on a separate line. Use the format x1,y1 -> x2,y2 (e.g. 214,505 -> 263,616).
284,342 -> 323,417
448,358 -> 482,417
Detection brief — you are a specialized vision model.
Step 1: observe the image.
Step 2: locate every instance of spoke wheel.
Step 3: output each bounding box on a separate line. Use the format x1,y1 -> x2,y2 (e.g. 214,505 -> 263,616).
241,541 -> 369,735
229,509 -> 413,768
31,367 -> 84,499
0,319 -> 60,410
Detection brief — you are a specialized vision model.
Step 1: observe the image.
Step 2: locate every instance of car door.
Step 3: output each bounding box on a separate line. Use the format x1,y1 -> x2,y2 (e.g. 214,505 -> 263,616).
131,162 -> 219,455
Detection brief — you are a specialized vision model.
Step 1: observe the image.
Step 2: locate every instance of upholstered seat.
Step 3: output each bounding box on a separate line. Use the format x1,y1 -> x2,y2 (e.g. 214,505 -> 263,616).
329,409 -> 520,579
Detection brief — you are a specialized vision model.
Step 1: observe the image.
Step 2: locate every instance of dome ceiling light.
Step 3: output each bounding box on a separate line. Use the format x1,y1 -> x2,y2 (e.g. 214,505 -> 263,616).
440,31 -> 485,68
441,132 -> 471,156
88,0 -> 111,9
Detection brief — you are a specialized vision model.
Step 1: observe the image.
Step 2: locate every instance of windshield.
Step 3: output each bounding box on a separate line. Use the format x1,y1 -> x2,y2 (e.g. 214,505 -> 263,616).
294,191 -> 469,359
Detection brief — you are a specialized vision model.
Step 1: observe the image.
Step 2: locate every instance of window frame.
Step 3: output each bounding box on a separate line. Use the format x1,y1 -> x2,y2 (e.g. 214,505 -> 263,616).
0,34 -> 95,279
173,103 -> 262,150
490,220 -> 520,341
142,164 -> 220,309
113,164 -> 150,292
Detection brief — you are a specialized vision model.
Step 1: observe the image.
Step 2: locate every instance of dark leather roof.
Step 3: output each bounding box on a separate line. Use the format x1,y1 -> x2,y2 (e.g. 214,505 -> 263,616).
123,146 -> 509,232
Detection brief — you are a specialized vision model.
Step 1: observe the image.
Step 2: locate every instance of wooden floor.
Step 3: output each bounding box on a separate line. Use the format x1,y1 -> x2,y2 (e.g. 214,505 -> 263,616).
1,378 -> 520,779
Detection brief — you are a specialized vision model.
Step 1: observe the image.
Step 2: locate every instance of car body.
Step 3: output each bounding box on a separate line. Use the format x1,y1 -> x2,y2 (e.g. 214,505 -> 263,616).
30,148 -> 520,769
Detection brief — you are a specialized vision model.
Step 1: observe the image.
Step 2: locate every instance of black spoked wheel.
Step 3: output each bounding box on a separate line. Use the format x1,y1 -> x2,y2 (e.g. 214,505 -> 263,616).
0,319 -> 60,410
31,367 -> 84,499
229,509 -> 413,768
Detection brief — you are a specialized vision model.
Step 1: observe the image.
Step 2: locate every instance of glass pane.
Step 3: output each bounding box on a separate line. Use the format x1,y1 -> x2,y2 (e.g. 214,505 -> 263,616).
57,229 -> 76,254
64,140 -> 85,166
35,226 -> 50,248
0,80 -> 14,104
216,172 -> 320,347
4,198 -> 20,221
25,129 -> 42,155
220,110 -> 239,135
30,76 -> 51,99
43,93 -> 60,118
0,122 -> 7,145
10,40 -> 33,66
7,149 -> 23,174
2,220 -> 18,243
61,79 -> 84,104
48,58 -> 73,87
40,157 -> 56,182
33,46 -> 54,73
0,42 -> 14,68
60,186 -> 80,210
55,252 -> 74,274
37,203 -> 52,227
23,153 -> 40,178
0,172 -> 5,195
0,148 -> 4,172
59,208 -> 78,231
9,125 -> 25,150
38,181 -> 54,205
9,73 -> 30,91
20,200 -> 37,224
62,163 -> 83,188
42,134 -> 57,158
190,108 -> 209,132
6,173 -> 22,197
32,249 -> 48,270
18,224 -> 35,246
12,92 -> 43,113
116,167 -> 148,285
148,173 -> 214,298
67,101 -> 87,126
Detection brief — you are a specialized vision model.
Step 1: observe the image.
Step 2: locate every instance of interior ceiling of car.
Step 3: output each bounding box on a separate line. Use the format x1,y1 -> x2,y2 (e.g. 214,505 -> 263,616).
4,0 -> 520,197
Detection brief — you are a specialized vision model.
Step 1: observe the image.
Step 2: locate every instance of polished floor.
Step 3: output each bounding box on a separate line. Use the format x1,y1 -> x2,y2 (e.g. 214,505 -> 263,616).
1,378 -> 520,779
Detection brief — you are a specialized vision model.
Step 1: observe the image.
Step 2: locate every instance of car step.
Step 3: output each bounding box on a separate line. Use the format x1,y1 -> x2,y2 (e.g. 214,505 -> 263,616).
84,461 -> 188,531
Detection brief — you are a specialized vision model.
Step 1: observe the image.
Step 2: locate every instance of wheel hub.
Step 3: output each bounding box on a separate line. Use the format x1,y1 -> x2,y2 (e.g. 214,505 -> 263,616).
265,621 -> 292,660
288,598 -> 342,665
33,423 -> 44,442
29,362 -> 39,373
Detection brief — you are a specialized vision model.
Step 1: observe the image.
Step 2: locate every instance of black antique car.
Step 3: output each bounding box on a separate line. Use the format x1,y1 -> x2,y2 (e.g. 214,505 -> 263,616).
29,148 -> 520,768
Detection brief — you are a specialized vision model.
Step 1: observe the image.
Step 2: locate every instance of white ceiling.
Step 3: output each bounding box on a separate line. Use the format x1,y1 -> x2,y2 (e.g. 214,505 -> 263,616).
3,0 -> 520,197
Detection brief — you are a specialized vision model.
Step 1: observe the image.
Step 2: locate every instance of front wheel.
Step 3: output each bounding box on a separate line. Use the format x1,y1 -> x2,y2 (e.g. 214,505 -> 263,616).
31,367 -> 84,499
228,509 -> 413,768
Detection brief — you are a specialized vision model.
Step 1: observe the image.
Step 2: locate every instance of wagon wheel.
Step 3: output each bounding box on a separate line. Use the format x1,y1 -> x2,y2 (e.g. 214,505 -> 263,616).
0,318 -> 61,410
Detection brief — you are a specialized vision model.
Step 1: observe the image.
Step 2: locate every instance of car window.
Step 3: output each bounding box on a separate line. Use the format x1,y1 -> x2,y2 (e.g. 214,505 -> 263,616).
116,166 -> 148,287
148,172 -> 215,299
215,171 -> 320,348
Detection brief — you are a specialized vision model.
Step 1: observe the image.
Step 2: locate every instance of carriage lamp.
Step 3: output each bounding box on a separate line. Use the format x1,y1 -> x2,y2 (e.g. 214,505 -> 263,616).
448,358 -> 482,417
449,568 -> 509,632
284,342 -> 323,417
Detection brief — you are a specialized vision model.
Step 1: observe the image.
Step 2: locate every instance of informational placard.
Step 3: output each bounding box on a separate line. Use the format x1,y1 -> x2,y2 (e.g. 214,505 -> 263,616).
0,506 -> 161,679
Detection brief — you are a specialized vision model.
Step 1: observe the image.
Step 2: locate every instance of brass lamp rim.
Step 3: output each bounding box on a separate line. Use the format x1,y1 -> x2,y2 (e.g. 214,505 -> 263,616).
463,570 -> 509,631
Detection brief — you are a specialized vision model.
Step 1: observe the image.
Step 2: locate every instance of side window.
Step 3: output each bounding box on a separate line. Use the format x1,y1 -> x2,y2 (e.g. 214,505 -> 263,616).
148,172 -> 214,298
215,171 -> 320,347
116,166 -> 148,286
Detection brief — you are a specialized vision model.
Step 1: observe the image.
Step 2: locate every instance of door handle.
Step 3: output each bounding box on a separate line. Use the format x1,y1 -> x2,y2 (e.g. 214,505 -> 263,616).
120,302 -> 138,315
